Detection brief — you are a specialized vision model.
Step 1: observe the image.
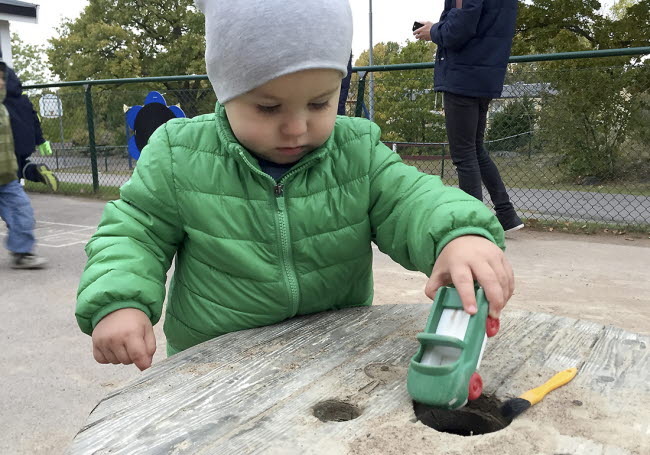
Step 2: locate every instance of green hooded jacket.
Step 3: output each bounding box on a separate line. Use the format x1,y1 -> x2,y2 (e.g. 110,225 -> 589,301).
76,103 -> 505,355
0,65 -> 17,186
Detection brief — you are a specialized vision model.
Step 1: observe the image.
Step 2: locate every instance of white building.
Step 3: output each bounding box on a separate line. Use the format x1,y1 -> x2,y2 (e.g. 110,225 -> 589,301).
0,0 -> 39,66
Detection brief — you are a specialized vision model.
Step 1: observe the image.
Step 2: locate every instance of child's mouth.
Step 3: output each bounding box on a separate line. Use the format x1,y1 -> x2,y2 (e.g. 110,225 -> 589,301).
277,146 -> 305,156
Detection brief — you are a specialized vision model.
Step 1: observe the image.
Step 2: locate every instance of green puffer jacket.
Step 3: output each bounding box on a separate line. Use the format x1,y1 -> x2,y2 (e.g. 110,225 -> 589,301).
76,103 -> 505,355
0,76 -> 17,185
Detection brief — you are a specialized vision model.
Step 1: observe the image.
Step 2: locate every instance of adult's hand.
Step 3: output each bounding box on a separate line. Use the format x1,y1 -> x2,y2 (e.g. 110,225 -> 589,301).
413,21 -> 434,41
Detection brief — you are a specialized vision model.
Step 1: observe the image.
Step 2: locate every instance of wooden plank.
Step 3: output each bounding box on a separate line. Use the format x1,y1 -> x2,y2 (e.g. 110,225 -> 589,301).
68,304 -> 650,455
483,312 -> 604,399
68,305 -> 430,454
574,325 -> 649,397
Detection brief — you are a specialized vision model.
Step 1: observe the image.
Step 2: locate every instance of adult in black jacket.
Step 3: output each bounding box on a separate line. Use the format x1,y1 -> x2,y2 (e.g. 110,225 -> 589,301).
338,52 -> 353,115
4,66 -> 58,191
414,0 -> 522,232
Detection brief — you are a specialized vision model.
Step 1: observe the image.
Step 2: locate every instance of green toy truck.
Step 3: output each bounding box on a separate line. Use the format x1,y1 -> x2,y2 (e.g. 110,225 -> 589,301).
407,286 -> 500,409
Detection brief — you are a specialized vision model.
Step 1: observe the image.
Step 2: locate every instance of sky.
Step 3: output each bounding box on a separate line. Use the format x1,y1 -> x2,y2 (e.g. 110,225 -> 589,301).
11,0 -> 619,64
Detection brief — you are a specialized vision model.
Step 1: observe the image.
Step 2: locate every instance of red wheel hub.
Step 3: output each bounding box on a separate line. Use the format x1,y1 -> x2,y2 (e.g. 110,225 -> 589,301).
468,372 -> 483,401
486,316 -> 500,337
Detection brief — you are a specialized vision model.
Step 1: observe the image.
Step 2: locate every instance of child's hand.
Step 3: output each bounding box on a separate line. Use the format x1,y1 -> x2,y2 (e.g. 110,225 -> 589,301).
425,235 -> 514,318
37,141 -> 53,156
92,308 -> 156,371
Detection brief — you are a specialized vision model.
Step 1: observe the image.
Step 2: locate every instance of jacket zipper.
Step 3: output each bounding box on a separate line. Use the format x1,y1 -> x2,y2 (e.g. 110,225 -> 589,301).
273,183 -> 300,317
237,150 -> 318,317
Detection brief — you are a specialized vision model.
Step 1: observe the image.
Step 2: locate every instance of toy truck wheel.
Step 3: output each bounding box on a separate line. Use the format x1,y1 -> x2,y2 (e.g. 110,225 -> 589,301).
486,316 -> 500,337
468,372 -> 483,400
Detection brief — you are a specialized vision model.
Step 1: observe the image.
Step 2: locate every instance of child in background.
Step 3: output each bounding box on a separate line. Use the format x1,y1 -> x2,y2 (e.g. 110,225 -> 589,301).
3,64 -> 58,191
0,59 -> 47,269
76,0 -> 514,370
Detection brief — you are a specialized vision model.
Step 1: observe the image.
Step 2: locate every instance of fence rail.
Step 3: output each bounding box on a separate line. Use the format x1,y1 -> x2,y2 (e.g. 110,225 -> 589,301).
23,47 -> 650,230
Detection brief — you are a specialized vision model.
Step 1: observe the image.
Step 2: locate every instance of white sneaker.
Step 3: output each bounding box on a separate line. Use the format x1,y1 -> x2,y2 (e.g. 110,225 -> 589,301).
11,253 -> 48,269
505,223 -> 524,233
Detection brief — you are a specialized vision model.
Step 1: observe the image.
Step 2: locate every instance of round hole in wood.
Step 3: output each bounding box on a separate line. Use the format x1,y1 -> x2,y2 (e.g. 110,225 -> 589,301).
313,400 -> 362,423
413,395 -> 511,436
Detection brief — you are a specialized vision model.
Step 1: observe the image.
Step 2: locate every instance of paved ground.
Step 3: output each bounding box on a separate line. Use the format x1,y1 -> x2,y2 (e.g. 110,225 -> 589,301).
1,193 -> 649,454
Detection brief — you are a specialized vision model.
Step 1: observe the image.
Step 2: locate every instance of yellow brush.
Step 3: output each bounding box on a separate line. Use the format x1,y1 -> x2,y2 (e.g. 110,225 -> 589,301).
500,367 -> 578,421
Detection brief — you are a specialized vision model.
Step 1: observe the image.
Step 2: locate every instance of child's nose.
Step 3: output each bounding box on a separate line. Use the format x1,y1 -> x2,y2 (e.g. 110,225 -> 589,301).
281,114 -> 308,137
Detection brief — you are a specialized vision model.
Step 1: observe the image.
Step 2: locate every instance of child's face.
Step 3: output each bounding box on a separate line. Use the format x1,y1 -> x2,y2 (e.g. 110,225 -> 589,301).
224,69 -> 341,164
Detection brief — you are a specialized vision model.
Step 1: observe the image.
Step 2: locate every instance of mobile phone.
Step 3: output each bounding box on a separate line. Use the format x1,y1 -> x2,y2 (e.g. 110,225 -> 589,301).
413,21 -> 424,32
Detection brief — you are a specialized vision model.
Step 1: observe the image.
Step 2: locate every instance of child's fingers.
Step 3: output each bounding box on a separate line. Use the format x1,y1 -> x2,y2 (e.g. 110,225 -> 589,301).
450,266 -> 477,314
100,346 -> 120,365
473,263 -> 505,317
489,257 -> 511,314
125,334 -> 153,371
111,343 -> 133,366
144,324 -> 157,357
93,345 -> 109,364
424,271 -> 448,300
502,256 -> 515,302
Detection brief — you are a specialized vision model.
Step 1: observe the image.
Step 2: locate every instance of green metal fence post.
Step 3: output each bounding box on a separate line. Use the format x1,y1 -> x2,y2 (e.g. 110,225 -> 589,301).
355,72 -> 367,118
84,84 -> 100,192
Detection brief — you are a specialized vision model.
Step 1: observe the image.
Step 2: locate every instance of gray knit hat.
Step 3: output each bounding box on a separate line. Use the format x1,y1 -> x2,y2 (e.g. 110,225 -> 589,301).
195,0 -> 353,104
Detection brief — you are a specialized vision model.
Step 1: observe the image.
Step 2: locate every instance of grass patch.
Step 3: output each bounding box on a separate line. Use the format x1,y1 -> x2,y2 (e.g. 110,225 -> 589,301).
402,155 -> 650,196
25,181 -> 120,200
523,217 -> 650,237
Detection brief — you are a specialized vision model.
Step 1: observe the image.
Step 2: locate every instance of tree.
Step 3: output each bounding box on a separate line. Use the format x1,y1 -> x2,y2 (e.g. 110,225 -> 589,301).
610,0 -> 638,19
512,0 -> 650,54
537,62 -> 648,180
510,0 -> 650,181
10,33 -> 51,85
486,96 -> 538,152
353,40 -> 446,148
48,0 -> 205,83
46,0 -> 213,147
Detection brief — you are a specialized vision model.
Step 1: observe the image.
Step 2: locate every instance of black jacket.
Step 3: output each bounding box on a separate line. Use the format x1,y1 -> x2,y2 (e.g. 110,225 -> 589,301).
430,0 -> 518,98
3,67 -> 45,159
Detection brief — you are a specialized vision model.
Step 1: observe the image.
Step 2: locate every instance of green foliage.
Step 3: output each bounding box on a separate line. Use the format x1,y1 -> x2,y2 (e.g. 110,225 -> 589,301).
44,0 -> 215,148
610,0 -> 638,19
512,0 -> 650,181
513,0 -> 603,54
537,59 -> 649,180
10,34 -> 51,85
47,0 -> 205,83
486,96 -> 537,152
354,41 -> 446,148
513,0 -> 650,54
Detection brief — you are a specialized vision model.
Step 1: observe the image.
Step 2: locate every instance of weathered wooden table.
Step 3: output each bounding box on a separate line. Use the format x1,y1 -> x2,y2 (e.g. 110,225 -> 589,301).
68,304 -> 649,455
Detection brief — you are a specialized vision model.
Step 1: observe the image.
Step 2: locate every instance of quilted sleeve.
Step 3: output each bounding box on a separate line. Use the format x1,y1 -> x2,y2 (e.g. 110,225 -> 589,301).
430,0 -> 484,51
367,122 -> 504,275
75,124 -> 184,335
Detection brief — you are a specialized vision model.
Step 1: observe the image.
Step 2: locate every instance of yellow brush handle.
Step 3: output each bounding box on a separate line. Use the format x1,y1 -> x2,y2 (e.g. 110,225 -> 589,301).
519,367 -> 578,406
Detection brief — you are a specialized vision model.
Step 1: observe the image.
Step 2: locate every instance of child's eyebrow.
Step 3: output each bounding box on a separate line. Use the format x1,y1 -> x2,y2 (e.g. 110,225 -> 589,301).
311,88 -> 340,99
254,87 -> 340,102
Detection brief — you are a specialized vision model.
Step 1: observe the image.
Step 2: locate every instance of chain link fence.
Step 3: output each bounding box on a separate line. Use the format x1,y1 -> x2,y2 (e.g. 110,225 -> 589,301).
23,48 -> 650,229
348,50 -> 650,229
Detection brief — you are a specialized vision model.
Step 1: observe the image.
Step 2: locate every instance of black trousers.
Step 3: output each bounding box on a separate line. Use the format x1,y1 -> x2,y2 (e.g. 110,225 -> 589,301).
337,53 -> 353,116
443,91 -> 515,218
16,156 -> 42,183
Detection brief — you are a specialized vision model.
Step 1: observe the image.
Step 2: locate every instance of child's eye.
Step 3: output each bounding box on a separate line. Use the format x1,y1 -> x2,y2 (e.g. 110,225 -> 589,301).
257,104 -> 280,114
309,101 -> 330,111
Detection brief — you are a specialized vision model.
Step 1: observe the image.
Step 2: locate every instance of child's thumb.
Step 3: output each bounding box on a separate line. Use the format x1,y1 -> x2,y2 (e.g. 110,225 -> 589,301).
144,323 -> 157,357
424,274 -> 446,300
